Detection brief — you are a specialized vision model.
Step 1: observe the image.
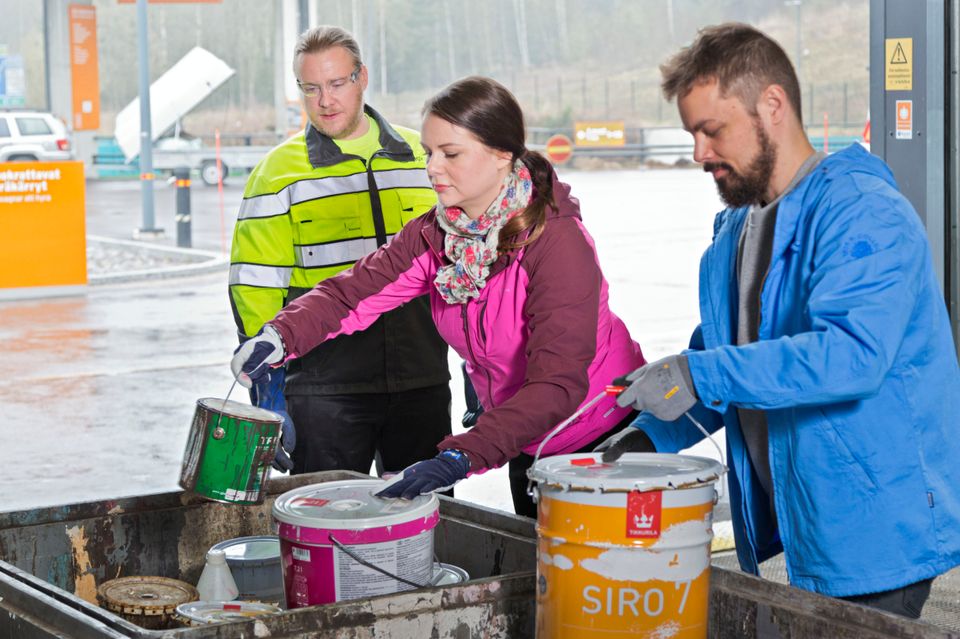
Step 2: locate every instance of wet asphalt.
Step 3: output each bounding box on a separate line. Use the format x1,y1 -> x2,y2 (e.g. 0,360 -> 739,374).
1,169 -> 725,514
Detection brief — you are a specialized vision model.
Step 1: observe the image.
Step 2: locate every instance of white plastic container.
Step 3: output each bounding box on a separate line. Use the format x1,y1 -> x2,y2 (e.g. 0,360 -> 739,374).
196,549 -> 239,602
210,535 -> 283,603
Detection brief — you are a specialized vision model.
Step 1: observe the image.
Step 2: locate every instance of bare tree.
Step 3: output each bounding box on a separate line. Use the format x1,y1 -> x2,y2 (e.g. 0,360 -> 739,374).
443,0 -> 456,81
378,0 -> 387,94
512,0 -> 530,68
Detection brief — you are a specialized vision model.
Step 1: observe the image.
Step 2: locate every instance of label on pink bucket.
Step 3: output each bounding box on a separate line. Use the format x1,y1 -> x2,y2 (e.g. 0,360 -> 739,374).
273,479 -> 440,608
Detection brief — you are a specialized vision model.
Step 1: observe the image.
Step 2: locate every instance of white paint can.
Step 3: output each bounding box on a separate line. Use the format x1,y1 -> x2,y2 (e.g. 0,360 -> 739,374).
272,479 -> 439,608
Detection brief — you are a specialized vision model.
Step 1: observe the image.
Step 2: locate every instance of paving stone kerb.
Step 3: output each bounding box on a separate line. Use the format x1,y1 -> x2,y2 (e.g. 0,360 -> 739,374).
87,235 -> 229,285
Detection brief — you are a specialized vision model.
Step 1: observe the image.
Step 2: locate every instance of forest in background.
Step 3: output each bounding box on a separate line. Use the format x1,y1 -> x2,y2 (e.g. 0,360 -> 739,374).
0,0 -> 869,139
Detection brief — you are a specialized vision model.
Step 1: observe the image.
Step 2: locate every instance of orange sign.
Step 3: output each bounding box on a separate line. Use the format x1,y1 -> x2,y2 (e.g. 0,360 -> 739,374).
69,4 -> 100,131
895,100 -> 912,140
545,134 -> 573,165
0,162 -> 87,290
574,121 -> 626,147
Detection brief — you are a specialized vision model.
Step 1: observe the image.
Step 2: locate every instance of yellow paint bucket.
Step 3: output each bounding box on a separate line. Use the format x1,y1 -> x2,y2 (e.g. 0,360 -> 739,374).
529,452 -> 725,638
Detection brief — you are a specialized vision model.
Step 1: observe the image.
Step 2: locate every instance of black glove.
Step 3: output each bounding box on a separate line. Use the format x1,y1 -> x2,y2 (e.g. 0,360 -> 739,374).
593,427 -> 656,463
376,450 -> 471,500
230,325 -> 285,388
461,363 -> 483,428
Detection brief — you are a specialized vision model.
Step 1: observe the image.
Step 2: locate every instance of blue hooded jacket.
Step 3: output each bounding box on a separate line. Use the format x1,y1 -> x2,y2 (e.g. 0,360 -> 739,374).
635,144 -> 960,597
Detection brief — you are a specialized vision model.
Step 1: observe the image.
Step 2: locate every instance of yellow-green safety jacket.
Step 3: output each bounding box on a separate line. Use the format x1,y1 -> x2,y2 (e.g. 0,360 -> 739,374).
229,105 -> 449,395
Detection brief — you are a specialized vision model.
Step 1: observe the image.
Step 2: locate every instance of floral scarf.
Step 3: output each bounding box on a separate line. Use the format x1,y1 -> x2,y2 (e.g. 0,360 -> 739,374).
433,161 -> 533,304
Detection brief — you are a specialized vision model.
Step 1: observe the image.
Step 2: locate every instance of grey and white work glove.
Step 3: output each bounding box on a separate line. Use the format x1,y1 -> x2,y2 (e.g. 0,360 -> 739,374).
230,324 -> 285,389
594,426 -> 656,463
614,354 -> 697,422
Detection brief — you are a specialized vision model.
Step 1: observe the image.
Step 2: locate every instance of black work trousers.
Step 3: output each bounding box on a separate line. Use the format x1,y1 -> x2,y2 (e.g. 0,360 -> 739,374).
286,383 -> 452,476
508,410 -> 639,518
840,577 -> 934,619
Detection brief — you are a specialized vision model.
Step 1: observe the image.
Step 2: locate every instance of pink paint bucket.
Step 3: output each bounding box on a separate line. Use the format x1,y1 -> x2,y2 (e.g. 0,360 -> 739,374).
272,479 -> 439,608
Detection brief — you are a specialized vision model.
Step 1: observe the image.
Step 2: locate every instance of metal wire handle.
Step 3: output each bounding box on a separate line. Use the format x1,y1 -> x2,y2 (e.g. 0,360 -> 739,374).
328,534 -> 443,589
523,384 -> 728,499
683,410 -> 726,466
525,386 -> 624,497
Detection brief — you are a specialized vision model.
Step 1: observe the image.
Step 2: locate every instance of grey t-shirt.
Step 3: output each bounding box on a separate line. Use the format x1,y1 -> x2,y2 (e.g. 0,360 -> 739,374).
735,151 -> 826,520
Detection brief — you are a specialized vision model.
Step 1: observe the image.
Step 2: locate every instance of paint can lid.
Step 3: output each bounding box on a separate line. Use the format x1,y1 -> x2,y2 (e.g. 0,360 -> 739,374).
272,479 -> 438,530
431,562 -> 470,586
210,535 -> 280,567
174,601 -> 282,625
197,397 -> 281,423
96,576 -> 198,615
528,452 -> 725,493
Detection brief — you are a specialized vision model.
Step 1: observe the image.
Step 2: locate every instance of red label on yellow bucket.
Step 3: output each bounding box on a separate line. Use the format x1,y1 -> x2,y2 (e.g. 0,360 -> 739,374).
627,491 -> 661,538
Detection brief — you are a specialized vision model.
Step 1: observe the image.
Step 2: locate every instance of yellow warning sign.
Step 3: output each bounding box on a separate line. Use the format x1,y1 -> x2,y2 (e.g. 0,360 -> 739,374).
885,38 -> 912,91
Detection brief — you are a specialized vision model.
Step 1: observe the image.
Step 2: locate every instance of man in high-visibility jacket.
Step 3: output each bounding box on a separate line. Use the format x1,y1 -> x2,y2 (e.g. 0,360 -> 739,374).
229,25 -> 450,476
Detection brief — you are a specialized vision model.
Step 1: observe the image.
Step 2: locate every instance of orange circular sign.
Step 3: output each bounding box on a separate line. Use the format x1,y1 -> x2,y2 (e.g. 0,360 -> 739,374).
544,134 -> 573,165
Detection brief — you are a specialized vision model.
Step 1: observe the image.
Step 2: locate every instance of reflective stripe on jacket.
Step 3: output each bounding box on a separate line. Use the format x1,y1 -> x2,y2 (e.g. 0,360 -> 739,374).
229,105 -> 448,394
634,144 -> 960,597
268,174 -> 645,470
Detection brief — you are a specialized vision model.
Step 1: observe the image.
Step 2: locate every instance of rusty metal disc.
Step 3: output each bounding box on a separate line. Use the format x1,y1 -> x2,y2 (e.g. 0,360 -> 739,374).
97,576 -> 198,620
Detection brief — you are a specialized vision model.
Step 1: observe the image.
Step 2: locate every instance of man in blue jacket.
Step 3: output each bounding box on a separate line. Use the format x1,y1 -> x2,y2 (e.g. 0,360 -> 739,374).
599,23 -> 960,619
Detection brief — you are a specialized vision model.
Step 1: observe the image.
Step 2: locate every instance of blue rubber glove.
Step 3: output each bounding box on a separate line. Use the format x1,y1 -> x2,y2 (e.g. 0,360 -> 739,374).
231,325 -> 285,388
376,450 -> 471,500
251,368 -> 295,472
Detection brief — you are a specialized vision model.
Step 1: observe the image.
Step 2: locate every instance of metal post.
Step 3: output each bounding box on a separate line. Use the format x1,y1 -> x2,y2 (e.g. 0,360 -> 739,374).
843,82 -> 849,126
557,76 -> 563,109
950,0 -> 960,352
174,167 -> 192,249
297,0 -> 309,32
42,0 -> 52,112
135,0 -> 160,237
604,78 -> 610,117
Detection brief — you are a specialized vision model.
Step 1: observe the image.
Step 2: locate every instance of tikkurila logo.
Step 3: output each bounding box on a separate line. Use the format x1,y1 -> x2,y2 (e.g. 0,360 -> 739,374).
627,491 -> 661,538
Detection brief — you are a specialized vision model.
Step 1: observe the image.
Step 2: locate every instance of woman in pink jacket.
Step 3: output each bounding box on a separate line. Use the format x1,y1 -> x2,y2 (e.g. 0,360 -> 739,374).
232,76 -> 645,516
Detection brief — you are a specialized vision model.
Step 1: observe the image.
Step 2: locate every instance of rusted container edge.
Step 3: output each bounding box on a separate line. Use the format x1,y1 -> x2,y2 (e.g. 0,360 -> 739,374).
710,567 -> 959,639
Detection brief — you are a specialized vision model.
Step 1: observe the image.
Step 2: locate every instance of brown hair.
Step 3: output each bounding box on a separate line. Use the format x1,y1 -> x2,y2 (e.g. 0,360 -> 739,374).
422,76 -> 554,252
293,25 -> 362,75
660,23 -> 803,124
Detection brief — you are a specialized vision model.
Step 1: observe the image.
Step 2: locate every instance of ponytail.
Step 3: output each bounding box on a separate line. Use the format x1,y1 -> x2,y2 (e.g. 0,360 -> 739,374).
498,150 -> 555,253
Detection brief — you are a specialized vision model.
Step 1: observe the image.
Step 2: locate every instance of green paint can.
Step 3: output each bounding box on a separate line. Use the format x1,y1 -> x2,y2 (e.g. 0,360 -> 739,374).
179,398 -> 282,505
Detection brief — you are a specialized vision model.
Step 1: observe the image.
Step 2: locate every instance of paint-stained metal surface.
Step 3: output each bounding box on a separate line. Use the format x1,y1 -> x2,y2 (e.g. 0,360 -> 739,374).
1,471 -> 955,638
0,471 -> 538,638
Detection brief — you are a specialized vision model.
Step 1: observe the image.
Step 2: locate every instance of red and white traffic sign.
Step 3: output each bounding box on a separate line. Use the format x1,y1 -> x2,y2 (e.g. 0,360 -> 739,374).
544,134 -> 573,165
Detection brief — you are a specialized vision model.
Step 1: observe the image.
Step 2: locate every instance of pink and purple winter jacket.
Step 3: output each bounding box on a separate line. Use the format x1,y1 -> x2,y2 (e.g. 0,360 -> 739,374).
269,174 -> 645,471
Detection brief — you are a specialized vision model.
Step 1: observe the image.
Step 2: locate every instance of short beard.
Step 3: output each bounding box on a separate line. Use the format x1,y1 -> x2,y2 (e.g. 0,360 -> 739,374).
703,120 -> 777,208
